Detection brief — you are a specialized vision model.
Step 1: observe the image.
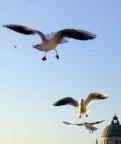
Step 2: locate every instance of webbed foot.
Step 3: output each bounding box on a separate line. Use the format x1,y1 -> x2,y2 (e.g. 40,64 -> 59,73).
86,114 -> 88,117
42,56 -> 47,61
56,54 -> 59,59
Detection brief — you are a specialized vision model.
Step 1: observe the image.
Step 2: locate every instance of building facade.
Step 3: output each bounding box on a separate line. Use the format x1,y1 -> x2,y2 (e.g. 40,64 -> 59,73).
101,115 -> 121,144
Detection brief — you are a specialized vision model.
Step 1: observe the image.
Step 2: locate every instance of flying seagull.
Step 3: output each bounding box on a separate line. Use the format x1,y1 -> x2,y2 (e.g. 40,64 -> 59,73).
12,44 -> 17,48
63,118 -> 107,133
53,92 -> 108,118
3,24 -> 96,61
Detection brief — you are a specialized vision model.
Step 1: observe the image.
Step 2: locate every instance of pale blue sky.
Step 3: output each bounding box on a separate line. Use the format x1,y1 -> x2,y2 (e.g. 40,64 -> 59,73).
0,0 -> 121,144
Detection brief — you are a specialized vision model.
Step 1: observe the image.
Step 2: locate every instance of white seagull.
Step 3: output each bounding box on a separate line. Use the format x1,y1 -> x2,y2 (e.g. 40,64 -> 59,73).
63,118 -> 107,133
3,24 -> 96,61
53,92 -> 108,118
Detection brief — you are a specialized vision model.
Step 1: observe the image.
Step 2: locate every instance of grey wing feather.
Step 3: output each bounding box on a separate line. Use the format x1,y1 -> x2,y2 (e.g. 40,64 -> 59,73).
62,121 -> 72,125
52,29 -> 96,43
91,127 -> 98,131
62,121 -> 84,126
90,118 -> 107,125
53,97 -> 78,107
34,30 -> 47,42
45,32 -> 68,44
3,24 -> 47,42
84,92 -> 108,106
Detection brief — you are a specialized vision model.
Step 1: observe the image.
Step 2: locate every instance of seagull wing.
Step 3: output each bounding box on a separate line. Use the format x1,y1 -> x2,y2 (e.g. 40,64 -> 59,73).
90,118 -> 108,125
53,97 -> 78,107
45,32 -> 68,44
3,24 -> 47,42
62,121 -> 84,126
84,92 -> 108,107
51,29 -> 96,43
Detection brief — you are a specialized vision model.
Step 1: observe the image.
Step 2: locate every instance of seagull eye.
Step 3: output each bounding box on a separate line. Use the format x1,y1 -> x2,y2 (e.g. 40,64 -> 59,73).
36,44 -> 39,47
37,44 -> 41,47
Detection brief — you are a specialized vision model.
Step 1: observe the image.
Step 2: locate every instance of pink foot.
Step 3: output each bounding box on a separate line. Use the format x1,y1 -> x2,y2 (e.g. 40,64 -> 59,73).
42,56 -> 47,61
56,54 -> 59,59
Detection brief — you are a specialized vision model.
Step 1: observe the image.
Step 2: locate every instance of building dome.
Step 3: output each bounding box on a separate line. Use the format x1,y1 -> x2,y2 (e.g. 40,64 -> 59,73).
102,115 -> 121,137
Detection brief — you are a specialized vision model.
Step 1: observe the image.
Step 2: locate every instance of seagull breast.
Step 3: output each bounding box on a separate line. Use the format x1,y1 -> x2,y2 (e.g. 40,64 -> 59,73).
85,123 -> 93,129
79,99 -> 86,113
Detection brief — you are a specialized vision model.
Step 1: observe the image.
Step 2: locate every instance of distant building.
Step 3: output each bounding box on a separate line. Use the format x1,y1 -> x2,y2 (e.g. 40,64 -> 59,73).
101,115 -> 121,144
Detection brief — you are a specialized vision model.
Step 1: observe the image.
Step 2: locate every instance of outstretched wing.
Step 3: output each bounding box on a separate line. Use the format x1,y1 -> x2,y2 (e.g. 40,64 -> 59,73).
51,29 -> 96,43
3,24 -> 47,42
90,118 -> 108,125
53,97 -> 78,107
62,121 -> 84,126
84,92 -> 108,107
45,32 -> 68,44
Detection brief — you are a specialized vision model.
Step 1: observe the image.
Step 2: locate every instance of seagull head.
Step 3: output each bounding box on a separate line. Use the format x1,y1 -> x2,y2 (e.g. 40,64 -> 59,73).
33,44 -> 41,49
32,43 -> 47,52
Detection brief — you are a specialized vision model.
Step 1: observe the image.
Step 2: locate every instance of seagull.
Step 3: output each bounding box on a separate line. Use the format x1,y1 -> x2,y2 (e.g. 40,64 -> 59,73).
63,118 -> 107,133
53,92 -> 108,118
3,24 -> 96,61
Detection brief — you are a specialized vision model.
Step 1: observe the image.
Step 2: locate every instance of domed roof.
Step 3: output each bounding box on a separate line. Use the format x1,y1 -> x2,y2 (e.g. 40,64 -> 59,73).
102,115 -> 121,137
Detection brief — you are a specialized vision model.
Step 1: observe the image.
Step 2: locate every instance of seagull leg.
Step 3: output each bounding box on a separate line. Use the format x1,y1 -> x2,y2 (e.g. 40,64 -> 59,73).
55,49 -> 59,59
86,114 -> 88,117
42,52 -> 47,61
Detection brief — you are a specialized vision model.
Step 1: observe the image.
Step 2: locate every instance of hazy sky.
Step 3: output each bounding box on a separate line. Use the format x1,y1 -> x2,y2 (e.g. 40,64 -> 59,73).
0,0 -> 121,144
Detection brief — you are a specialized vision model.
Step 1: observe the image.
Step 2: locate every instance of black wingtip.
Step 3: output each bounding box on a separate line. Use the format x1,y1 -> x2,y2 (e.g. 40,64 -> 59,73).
3,24 -> 13,28
2,24 -> 10,28
95,34 -> 97,37
2,25 -> 6,27
53,103 -> 59,106
53,103 -> 56,106
92,34 -> 97,39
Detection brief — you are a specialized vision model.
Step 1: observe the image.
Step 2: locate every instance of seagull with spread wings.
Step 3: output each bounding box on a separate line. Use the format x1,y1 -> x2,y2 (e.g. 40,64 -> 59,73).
53,92 -> 108,118
63,118 -> 107,133
3,24 -> 96,61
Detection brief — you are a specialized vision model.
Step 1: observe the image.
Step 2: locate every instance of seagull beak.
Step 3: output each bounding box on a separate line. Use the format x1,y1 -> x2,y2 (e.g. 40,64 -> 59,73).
32,45 -> 36,48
